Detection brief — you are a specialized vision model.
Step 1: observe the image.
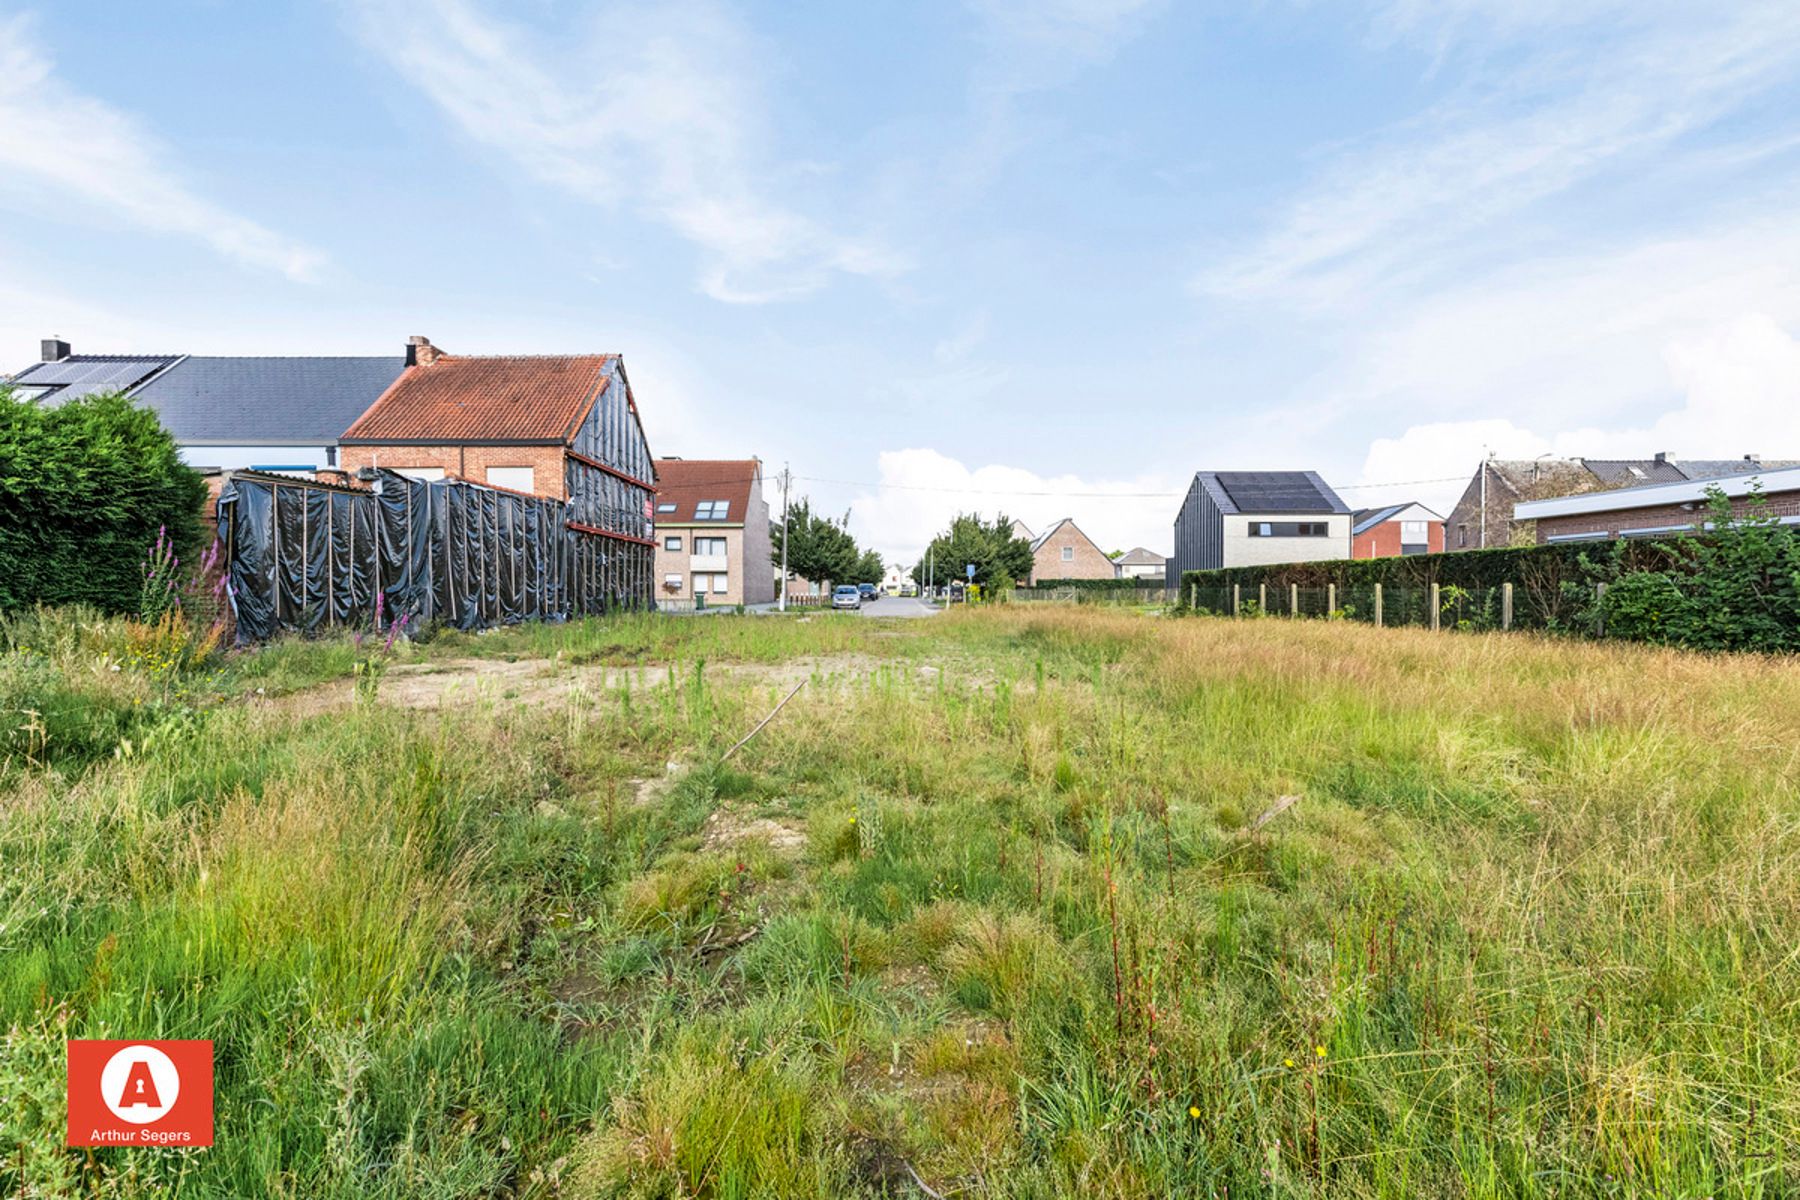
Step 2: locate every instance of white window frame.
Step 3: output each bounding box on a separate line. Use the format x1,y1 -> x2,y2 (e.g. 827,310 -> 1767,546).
1061,545 -> 1074,561
664,536 -> 683,552
694,536 -> 728,557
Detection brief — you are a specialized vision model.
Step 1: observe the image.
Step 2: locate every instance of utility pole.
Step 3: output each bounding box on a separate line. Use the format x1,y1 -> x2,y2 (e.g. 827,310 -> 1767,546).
778,463 -> 790,612
928,545 -> 934,600
1479,449 -> 1490,549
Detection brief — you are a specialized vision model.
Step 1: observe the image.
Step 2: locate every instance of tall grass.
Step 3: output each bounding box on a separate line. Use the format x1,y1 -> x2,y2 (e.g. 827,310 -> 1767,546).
4,604 -> 1798,1196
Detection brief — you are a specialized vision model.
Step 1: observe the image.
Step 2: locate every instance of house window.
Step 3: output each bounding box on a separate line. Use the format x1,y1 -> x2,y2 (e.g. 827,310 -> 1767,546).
664,536 -> 683,552
1061,545 -> 1074,561
393,467 -> 446,481
1248,521 -> 1328,537
656,503 -> 677,513
485,465 -> 535,493
1457,524 -> 1467,547
1401,520 -> 1427,540
663,573 -> 684,591
692,572 -> 729,595
694,537 -> 727,557
694,500 -> 731,520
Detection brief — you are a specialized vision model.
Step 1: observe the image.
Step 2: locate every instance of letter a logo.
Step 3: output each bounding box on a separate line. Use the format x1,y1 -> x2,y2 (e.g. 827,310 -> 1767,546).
119,1059 -> 162,1109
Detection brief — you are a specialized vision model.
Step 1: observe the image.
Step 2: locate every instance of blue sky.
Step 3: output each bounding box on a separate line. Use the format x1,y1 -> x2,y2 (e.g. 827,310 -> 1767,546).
6,1 -> 1800,562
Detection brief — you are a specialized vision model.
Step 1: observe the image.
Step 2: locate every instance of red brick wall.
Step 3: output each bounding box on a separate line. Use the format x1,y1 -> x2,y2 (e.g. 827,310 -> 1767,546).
1353,520 -> 1445,558
338,444 -> 569,499
1031,524 -> 1117,583
1531,488 -> 1800,541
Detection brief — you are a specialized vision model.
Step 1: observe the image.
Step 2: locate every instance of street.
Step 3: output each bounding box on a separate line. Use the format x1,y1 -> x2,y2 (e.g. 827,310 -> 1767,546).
857,594 -> 939,618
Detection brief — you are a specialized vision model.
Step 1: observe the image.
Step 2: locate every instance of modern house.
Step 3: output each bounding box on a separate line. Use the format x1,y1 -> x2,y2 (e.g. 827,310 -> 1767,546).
1445,454 -> 1795,550
1513,465 -> 1800,543
1350,503 -> 1444,558
9,337 -> 404,471
650,458 -> 775,606
1028,518 -> 1116,584
1167,471 -> 1352,582
1110,547 -> 1168,580
337,337 -> 657,566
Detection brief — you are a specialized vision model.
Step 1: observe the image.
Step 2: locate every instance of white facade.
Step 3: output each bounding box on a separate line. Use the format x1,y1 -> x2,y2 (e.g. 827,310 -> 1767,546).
179,443 -> 337,471
1220,513 -> 1352,567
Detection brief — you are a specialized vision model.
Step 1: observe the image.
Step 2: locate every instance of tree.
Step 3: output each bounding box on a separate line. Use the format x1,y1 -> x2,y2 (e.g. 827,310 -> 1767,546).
911,513 -> 1033,589
770,497 -> 859,587
850,549 -> 884,586
0,388 -> 208,613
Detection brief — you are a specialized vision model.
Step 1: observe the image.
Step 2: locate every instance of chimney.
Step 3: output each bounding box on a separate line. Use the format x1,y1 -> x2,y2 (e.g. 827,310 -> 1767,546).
405,335 -> 442,367
1745,453 -> 1759,463
1652,451 -> 1666,465
41,337 -> 70,362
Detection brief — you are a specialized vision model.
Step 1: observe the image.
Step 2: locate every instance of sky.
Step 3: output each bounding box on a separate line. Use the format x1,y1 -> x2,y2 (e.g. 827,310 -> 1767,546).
5,1 -> 1800,565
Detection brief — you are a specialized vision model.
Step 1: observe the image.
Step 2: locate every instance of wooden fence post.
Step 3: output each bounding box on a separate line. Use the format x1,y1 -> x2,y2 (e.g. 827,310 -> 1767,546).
1290,583 -> 1299,617
1595,582 -> 1607,637
1502,582 -> 1513,630
1430,583 -> 1440,631
1373,582 -> 1383,627
1232,584 -> 1241,616
1327,583 -> 1336,615
1189,581 -> 1196,610
1259,583 -> 1267,613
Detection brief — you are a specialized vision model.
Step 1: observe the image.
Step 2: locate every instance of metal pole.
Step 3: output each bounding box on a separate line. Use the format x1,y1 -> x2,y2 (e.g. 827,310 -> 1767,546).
1232,584 -> 1240,616
779,463 -> 790,612
1290,583 -> 1298,617
1431,583 -> 1441,631
1327,583 -> 1336,614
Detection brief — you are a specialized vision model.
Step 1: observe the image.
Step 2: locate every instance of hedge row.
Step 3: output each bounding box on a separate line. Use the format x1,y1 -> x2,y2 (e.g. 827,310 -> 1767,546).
0,389 -> 208,614
1178,491 -> 1800,652
1022,577 -> 1167,590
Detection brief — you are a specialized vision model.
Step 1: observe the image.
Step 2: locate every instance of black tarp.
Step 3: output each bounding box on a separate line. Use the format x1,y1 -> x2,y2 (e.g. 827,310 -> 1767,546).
218,468 -> 652,643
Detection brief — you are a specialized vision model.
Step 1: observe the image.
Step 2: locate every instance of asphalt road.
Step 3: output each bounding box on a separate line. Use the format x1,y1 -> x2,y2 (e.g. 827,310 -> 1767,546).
858,595 -> 940,618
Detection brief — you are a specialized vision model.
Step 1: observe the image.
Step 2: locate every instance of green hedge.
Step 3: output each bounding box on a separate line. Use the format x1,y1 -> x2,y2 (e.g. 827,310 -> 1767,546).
1023,577 -> 1166,590
0,388 -> 208,614
1178,489 -> 1800,651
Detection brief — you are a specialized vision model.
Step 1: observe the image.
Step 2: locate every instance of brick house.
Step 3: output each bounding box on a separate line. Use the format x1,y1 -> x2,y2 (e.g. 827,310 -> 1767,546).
651,458 -> 775,606
1444,454 -> 1795,550
1028,518 -> 1116,584
1513,465 -> 1800,543
1350,502 -> 1444,558
338,337 -> 657,586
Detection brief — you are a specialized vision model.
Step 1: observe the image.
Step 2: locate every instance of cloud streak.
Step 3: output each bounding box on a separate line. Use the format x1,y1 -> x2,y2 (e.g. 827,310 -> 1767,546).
347,0 -> 905,303
1199,3 -> 1800,308
0,14 -> 322,281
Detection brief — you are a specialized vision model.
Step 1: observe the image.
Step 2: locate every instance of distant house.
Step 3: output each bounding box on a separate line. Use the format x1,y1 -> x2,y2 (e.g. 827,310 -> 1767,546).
1513,465 -> 1800,544
1009,519 -> 1035,544
338,337 -> 656,554
8,337 -> 403,471
1028,518 -> 1116,584
1110,547 -> 1167,580
1351,503 -> 1444,558
651,458 -> 775,606
1445,454 -> 1796,550
1168,471 -> 1351,582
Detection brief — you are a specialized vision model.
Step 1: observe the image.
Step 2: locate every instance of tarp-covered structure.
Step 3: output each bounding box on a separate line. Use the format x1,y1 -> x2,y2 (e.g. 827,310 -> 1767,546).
217,468 -> 652,642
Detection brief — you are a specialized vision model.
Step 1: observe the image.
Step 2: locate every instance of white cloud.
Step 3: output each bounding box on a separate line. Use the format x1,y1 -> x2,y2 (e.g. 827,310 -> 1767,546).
346,0 -> 905,303
0,14 -> 322,281
1200,3 -> 1800,307
1354,312 -> 1800,515
843,447 -> 1176,566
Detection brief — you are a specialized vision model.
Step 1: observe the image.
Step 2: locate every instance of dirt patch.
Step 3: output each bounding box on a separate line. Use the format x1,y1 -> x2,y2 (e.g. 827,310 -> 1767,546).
700,808 -> 807,855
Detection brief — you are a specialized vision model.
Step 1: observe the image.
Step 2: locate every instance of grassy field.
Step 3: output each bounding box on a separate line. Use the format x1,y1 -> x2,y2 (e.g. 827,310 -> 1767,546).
4,604 -> 1799,1198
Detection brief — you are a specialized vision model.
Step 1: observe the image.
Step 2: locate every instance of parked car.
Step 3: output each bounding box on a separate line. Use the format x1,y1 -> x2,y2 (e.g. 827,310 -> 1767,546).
832,585 -> 862,610
858,582 -> 878,601
900,582 -> 917,597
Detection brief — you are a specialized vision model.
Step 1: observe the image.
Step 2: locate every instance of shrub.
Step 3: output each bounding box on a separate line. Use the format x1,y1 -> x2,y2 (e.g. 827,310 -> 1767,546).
0,388 -> 208,614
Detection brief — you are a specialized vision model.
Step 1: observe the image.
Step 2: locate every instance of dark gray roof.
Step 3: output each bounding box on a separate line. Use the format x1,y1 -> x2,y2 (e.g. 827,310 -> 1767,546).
1677,458 -> 1799,479
132,356 -> 407,443
1111,546 -> 1165,565
1201,470 -> 1349,515
1351,504 -> 1406,535
8,355 -> 181,401
1581,458 -> 1688,486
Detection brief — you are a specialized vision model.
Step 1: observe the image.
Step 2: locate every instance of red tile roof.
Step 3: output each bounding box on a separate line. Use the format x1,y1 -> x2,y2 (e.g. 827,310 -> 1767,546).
341,354 -> 616,443
654,458 -> 761,524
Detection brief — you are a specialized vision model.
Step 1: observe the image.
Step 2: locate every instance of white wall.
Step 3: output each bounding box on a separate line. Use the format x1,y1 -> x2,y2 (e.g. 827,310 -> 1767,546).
180,444 -> 335,471
1221,514 -> 1352,567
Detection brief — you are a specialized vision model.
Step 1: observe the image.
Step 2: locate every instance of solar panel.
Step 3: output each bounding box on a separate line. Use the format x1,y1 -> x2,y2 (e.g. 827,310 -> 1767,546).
16,357 -> 178,401
1213,471 -> 1332,512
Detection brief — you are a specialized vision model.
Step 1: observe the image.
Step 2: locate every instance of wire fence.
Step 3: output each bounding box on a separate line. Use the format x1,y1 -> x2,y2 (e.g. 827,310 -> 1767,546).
1012,586 -> 1176,605
1186,581 -> 1523,632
